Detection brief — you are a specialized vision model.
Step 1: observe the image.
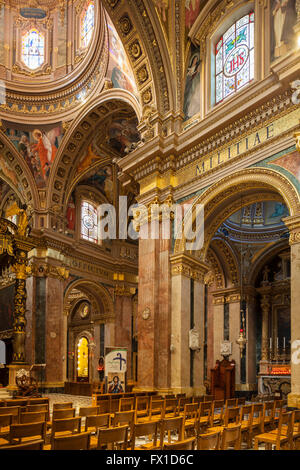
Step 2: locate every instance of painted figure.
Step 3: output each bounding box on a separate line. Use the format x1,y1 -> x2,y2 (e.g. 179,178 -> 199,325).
271,0 -> 297,59
108,375 -> 124,393
183,50 -> 201,121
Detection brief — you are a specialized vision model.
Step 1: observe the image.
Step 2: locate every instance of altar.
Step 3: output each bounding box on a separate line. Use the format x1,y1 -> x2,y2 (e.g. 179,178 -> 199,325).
258,364 -> 291,398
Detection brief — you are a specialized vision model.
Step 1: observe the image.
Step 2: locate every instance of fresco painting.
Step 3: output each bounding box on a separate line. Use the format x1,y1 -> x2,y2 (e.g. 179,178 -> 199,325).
107,117 -> 140,156
79,166 -> 114,203
271,151 -> 300,182
185,0 -> 202,32
106,17 -> 137,95
4,121 -> 64,188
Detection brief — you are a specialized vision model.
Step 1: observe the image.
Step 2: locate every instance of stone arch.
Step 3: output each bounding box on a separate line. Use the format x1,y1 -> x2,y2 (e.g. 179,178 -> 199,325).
0,133 -> 39,210
174,168 -> 300,260
47,90 -> 141,211
63,279 -> 114,323
102,0 -> 174,115
248,239 -> 290,286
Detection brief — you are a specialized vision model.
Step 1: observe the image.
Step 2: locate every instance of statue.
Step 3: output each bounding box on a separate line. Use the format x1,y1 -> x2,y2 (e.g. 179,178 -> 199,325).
5,202 -> 30,236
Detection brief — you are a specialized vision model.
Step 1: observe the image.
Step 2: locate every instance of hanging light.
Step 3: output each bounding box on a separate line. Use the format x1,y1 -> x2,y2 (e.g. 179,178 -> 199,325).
236,195 -> 247,357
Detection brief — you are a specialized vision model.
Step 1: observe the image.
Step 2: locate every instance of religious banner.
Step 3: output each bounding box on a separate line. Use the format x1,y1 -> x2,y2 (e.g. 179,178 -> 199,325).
105,347 -> 127,393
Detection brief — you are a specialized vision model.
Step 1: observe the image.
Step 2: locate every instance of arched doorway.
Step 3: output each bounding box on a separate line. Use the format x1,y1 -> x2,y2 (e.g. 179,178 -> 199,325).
171,168 -> 300,401
76,336 -> 89,383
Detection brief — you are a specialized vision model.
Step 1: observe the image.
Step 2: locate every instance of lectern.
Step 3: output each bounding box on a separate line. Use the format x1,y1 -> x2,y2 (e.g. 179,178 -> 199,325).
210,358 -> 235,400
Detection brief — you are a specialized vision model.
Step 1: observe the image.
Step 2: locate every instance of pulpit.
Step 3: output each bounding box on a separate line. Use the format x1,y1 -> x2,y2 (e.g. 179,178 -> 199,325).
210,358 -> 235,400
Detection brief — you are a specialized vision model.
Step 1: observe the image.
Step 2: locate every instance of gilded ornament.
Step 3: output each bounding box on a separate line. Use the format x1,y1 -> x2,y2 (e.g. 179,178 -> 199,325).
119,15 -> 133,36
129,40 -> 142,60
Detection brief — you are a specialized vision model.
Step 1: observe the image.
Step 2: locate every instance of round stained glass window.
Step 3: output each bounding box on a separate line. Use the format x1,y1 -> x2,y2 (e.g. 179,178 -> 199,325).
83,214 -> 95,230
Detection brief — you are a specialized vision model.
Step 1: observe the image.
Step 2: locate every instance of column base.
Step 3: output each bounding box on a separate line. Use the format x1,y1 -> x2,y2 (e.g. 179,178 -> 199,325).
288,393 -> 300,409
7,364 -> 31,392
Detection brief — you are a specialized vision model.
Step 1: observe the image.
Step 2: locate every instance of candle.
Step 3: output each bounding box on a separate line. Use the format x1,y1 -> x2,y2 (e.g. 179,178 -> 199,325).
270,337 -> 272,349
283,337 -> 286,349
277,337 -> 279,349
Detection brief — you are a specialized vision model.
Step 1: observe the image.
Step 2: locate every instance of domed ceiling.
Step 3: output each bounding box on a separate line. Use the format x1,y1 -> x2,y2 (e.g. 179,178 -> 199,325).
217,201 -> 289,243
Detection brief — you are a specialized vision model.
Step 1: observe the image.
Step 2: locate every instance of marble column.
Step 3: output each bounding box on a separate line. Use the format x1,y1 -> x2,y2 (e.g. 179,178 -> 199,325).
229,298 -> 242,386
212,297 -> 224,367
257,286 -> 272,374
45,276 -> 65,389
193,280 -> 206,395
284,216 -> 300,408
170,254 -> 208,396
114,289 -> 134,380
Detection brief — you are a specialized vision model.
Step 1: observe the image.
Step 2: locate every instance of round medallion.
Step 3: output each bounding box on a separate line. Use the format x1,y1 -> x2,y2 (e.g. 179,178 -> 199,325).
83,214 -> 95,230
224,45 -> 249,78
80,303 -> 90,319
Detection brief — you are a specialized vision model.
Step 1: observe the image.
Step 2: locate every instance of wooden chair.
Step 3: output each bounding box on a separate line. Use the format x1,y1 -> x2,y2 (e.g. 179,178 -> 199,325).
20,411 -> 48,424
110,398 -> 120,415
225,398 -> 238,409
274,400 -> 283,424
52,402 -> 73,410
192,396 -> 204,405
204,395 -> 214,402
51,417 -> 81,441
135,396 -> 149,420
131,421 -> 160,450
5,399 -> 28,408
112,410 -> 135,439
85,414 -> 111,433
178,397 -> 191,413
0,439 -> 44,450
163,437 -> 196,450
0,414 -> 12,446
0,406 -> 20,424
98,400 -> 110,415
239,404 -> 253,448
262,401 -> 275,432
198,401 -> 212,429
27,398 -> 49,406
220,425 -> 242,450
26,404 -> 49,420
210,400 -> 225,426
97,425 -> 129,450
51,432 -> 91,450
119,397 -> 135,412
52,408 -> 76,420
183,403 -> 199,437
197,431 -> 221,450
254,411 -> 294,450
79,406 -> 99,417
147,399 -> 165,422
223,406 -> 240,427
237,397 -> 246,406
292,410 -> 300,450
165,398 -> 179,417
8,421 -> 46,445
160,416 -> 184,447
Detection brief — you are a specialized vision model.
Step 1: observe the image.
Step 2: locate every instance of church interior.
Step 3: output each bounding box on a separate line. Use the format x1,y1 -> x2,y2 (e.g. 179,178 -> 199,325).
0,0 -> 300,451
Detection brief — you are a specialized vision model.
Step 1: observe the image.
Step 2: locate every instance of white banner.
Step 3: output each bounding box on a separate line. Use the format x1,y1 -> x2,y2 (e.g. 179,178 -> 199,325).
105,349 -> 127,374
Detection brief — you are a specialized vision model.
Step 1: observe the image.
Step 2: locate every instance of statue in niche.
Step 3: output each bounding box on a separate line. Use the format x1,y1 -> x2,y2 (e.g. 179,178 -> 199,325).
271,0 -> 297,60
274,261 -> 284,281
262,265 -> 270,284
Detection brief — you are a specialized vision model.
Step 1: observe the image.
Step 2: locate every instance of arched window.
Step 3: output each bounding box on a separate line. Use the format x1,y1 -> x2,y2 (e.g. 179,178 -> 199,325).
21,28 -> 45,70
81,201 -> 98,243
81,1 -> 95,48
215,12 -> 254,104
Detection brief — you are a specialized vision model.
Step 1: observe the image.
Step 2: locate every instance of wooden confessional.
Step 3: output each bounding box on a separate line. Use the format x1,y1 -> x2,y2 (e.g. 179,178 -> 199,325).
210,358 -> 236,400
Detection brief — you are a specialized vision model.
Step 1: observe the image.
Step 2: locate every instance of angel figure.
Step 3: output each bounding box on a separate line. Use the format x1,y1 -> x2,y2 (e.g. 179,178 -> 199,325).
5,202 -> 29,236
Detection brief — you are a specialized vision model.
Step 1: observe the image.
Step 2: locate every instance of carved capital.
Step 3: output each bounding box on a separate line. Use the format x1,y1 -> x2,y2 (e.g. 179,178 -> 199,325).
170,253 -> 209,282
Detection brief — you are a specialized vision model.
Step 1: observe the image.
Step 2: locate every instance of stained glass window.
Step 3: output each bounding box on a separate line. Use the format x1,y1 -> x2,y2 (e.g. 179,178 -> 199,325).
81,201 -> 98,243
21,28 -> 45,70
215,12 -> 254,104
81,1 -> 95,48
